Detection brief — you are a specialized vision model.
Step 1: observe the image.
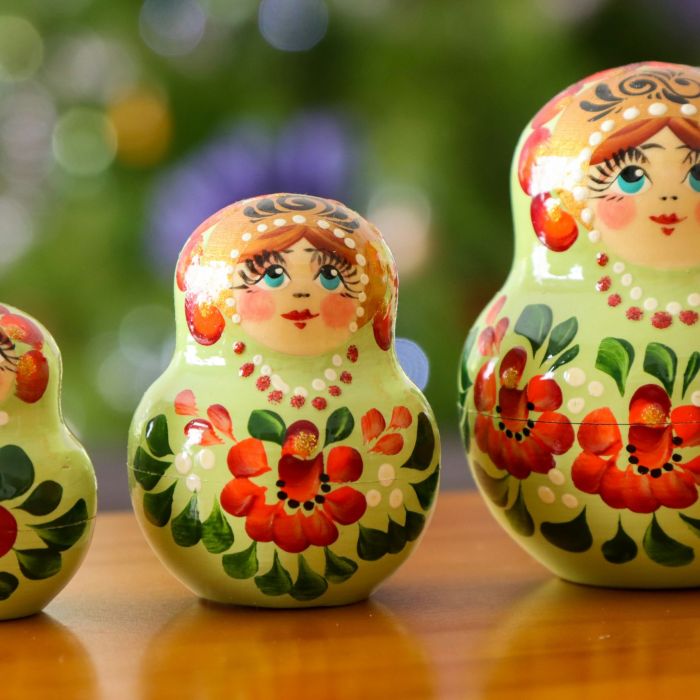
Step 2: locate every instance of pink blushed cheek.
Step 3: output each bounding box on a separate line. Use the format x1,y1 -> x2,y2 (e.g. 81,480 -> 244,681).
320,295 -> 356,329
238,289 -> 276,322
596,196 -> 637,230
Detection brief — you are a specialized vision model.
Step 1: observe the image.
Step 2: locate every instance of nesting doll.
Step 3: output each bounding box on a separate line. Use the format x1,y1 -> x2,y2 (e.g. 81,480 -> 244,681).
0,305 -> 96,619
459,61 -> 700,588
128,194 -> 440,607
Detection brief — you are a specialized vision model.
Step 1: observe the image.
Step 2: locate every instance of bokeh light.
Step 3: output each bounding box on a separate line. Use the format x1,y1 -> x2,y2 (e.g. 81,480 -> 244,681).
46,34 -> 137,103
108,88 -> 172,167
367,185 -> 432,276
396,338 -> 430,391
52,108 -> 117,176
0,16 -> 43,83
140,0 -> 207,57
0,196 -> 34,270
258,0 -> 329,52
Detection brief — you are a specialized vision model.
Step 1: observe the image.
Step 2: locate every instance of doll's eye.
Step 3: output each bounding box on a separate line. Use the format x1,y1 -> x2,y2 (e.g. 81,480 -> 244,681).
687,164 -> 700,192
613,165 -> 650,195
317,265 -> 342,291
260,265 -> 289,289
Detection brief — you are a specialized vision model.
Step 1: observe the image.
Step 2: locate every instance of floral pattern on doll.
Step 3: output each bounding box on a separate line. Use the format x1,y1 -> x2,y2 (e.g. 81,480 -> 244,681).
0,307 -> 49,405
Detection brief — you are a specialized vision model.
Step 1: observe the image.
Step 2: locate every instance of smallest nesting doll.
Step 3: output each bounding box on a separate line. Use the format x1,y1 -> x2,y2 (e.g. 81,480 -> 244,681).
128,193 -> 440,607
0,304 -> 96,619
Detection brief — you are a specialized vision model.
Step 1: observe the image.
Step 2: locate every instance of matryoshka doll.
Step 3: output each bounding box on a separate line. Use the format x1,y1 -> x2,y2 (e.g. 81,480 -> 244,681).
128,194 -> 440,607
0,305 -> 96,619
459,62 -> 700,588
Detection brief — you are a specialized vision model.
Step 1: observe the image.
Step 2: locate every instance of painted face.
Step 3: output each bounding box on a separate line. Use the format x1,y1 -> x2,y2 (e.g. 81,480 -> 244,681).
233,238 -> 362,356
588,126 -> 700,269
0,330 -> 17,403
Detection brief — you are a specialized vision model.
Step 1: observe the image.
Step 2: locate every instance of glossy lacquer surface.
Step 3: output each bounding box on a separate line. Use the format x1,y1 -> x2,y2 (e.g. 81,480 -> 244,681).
0,304 -> 96,619
459,62 -> 700,587
128,194 -> 440,607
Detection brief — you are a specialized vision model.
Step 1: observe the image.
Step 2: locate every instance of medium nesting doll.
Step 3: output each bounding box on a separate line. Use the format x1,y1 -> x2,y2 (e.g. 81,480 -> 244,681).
128,193 -> 440,607
459,61 -> 700,588
0,305 -> 96,619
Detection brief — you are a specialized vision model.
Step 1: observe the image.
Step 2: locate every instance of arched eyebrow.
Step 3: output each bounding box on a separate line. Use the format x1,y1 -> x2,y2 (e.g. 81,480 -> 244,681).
640,143 -> 664,150
677,145 -> 700,163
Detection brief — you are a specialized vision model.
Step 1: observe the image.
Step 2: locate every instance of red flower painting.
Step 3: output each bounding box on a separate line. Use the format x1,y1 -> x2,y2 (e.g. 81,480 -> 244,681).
572,384 -> 700,513
220,420 -> 367,553
473,346 -> 575,479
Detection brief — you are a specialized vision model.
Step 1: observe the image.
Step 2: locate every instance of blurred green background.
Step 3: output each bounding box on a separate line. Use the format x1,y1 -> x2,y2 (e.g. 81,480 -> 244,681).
0,0 -> 696,504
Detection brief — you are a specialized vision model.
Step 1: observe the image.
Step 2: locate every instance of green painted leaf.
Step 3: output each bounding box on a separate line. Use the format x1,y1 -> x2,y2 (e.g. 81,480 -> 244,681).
595,337 -> 635,396
472,462 -> 510,507
171,495 -> 202,547
682,351 -> 700,398
404,510 -> 426,542
680,512 -> 700,538
643,515 -> 694,567
248,410 -> 286,445
357,524 -> 389,561
459,407 -> 470,452
504,485 -> 534,537
643,342 -> 677,396
254,550 -> 292,596
514,304 -> 553,356
0,572 -> 18,600
133,447 -> 171,492
222,541 -> 258,579
458,326 -> 478,405
201,500 -> 234,554
324,407 -> 354,447
15,548 -> 61,580
31,499 -> 88,551
324,547 -> 358,583
145,414 -> 172,457
143,482 -> 176,527
411,465 -> 440,510
542,317 -> 578,363
387,517 -> 408,554
541,508 -> 592,552
290,554 -> 328,601
549,344 -> 580,374
0,445 -> 34,501
17,481 -> 63,516
602,520 -> 638,564
401,412 -> 435,471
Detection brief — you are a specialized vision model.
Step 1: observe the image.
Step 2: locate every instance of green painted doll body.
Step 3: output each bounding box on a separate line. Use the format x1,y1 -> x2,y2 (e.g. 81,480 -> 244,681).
459,62 -> 700,588
128,194 -> 440,607
0,305 -> 96,619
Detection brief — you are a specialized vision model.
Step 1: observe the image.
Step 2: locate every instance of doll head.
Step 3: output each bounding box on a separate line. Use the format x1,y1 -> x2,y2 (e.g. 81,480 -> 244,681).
0,306 -> 49,406
175,194 -> 397,357
517,61 -> 700,328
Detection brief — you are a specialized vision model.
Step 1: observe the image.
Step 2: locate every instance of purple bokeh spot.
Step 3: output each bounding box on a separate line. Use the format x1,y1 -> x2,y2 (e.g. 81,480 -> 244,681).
147,112 -> 361,272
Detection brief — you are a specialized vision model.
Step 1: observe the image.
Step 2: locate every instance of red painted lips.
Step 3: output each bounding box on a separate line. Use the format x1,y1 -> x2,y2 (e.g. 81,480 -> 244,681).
281,309 -> 319,329
649,213 -> 686,236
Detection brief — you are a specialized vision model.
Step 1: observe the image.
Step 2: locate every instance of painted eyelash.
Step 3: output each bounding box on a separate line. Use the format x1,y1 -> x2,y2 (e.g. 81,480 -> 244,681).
235,250 -> 287,288
588,147 -> 648,192
0,330 -> 18,372
312,249 -> 361,295
682,148 -> 700,165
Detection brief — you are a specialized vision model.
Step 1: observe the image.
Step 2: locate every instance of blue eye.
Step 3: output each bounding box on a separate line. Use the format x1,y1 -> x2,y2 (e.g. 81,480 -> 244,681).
615,165 -> 648,195
688,164 -> 700,192
261,265 -> 287,289
318,265 -> 341,291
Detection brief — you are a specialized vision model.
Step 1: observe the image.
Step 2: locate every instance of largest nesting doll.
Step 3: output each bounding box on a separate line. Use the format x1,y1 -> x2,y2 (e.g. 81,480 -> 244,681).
128,194 -> 440,607
459,62 -> 700,588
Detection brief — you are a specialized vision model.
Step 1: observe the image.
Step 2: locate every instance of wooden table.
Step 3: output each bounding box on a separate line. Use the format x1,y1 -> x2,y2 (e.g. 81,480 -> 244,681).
2,491 -> 699,699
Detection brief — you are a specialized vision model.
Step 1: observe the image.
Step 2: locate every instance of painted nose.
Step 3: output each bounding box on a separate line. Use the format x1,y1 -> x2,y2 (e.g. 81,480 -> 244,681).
293,292 -> 311,298
660,195 -> 678,201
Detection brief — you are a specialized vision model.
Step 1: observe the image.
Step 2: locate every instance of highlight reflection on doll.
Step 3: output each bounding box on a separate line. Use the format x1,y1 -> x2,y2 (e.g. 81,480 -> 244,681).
587,119 -> 700,269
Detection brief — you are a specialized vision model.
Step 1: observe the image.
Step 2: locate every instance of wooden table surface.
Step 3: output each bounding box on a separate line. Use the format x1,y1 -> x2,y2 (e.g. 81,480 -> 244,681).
3,490 -> 700,699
